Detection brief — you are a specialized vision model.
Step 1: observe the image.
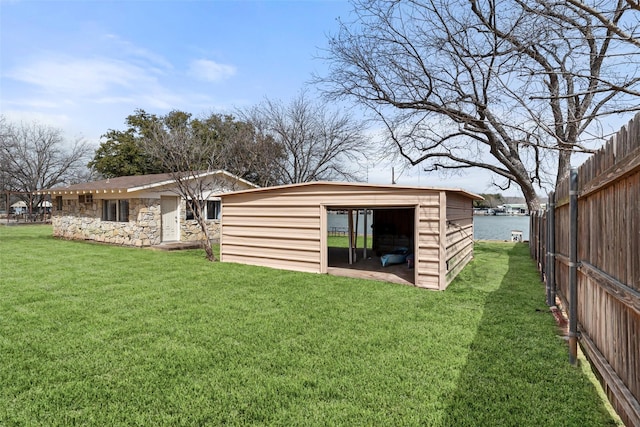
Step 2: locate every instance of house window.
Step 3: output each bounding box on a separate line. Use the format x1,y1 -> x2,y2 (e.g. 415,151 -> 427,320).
206,200 -> 221,220
186,200 -> 221,220
185,200 -> 198,220
79,194 -> 93,204
55,196 -> 63,211
102,199 -> 129,222
119,199 -> 129,222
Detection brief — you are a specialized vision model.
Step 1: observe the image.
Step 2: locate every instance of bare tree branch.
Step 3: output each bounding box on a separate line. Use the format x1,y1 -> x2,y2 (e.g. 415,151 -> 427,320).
141,113 -> 225,261
317,0 -> 640,210
239,91 -> 370,184
0,116 -> 92,211
563,0 -> 640,47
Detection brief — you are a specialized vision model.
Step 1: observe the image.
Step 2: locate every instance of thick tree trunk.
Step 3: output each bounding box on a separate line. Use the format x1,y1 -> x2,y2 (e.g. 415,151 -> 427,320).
556,149 -> 572,188
521,183 -> 542,213
202,239 -> 216,262
196,217 -> 216,262
509,159 -> 542,213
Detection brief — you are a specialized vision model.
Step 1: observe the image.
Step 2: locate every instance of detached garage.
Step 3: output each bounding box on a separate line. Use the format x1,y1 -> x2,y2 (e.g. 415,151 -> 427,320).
219,182 -> 481,290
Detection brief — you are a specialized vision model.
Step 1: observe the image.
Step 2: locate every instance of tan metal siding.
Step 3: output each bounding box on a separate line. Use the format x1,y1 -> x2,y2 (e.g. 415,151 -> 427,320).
224,244 -> 320,263
222,225 -> 319,240
415,193 -> 444,289
445,193 -> 475,286
221,203 -> 321,273
220,183 -> 477,289
233,185 -> 436,207
438,191 -> 448,290
222,253 -> 320,273
222,217 -> 319,228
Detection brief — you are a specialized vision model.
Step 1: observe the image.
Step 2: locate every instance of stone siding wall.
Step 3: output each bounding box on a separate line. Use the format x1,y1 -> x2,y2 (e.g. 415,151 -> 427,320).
179,199 -> 221,243
52,198 -> 162,247
181,219 -> 221,243
52,197 -> 221,247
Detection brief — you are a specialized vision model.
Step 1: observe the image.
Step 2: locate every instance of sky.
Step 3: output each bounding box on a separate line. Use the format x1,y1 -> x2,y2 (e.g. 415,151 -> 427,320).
2,0 -> 523,195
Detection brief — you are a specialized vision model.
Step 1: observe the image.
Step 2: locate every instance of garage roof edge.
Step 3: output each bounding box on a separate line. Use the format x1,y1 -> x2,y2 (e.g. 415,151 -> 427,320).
217,181 -> 483,200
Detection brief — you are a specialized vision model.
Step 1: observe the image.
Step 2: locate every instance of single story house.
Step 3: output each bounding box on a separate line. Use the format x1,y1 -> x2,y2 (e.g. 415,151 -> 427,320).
39,170 -> 257,247
219,182 -> 481,290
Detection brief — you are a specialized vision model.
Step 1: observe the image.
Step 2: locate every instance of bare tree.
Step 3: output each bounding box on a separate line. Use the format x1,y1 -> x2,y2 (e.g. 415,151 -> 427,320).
565,0 -> 640,46
0,116 -> 92,213
240,91 -> 370,184
141,111 -> 228,261
0,117 -> 13,195
318,0 -> 640,210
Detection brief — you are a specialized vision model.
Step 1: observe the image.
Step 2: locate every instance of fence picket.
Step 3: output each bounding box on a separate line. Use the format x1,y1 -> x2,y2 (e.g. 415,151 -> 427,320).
531,112 -> 640,426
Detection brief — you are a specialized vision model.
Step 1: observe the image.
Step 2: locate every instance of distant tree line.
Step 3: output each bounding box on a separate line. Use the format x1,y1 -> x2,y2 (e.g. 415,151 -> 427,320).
473,194 -> 506,209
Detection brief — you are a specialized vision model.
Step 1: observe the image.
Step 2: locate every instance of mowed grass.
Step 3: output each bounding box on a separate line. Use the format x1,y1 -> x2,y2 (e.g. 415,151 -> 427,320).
327,235 -> 371,248
0,225 -> 617,426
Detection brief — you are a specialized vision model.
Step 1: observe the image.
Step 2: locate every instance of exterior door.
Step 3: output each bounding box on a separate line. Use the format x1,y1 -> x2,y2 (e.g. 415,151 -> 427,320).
161,196 -> 179,242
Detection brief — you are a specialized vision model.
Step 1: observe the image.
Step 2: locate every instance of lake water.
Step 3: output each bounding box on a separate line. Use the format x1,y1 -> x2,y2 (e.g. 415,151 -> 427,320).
472,215 -> 530,241
327,212 -> 530,241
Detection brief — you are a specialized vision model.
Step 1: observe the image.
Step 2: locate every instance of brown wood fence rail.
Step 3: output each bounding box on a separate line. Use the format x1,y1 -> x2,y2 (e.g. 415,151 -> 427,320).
531,113 -> 640,427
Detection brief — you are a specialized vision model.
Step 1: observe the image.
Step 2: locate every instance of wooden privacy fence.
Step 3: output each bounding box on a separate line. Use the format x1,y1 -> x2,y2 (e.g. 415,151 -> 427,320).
531,114 -> 640,427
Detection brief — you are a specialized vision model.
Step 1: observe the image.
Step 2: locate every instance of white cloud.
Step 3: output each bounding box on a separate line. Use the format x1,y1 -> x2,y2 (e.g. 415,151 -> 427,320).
102,33 -> 173,71
6,56 -> 158,96
2,97 -> 72,109
92,96 -> 137,105
1,109 -> 71,128
188,59 -> 236,82
3,53 -> 195,113
1,34 -> 238,145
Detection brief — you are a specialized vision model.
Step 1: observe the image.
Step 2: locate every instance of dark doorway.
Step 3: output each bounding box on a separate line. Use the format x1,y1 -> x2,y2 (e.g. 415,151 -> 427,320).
326,207 -> 415,285
371,208 -> 415,256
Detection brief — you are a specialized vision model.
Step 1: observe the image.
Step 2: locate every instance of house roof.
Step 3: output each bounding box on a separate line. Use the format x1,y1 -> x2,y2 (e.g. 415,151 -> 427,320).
38,170 -> 258,195
219,181 -> 483,200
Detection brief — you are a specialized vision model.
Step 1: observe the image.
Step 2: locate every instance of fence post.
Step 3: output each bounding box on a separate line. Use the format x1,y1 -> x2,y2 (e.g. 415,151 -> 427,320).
546,192 -> 556,307
529,213 -> 535,257
539,211 -> 545,282
569,169 -> 579,365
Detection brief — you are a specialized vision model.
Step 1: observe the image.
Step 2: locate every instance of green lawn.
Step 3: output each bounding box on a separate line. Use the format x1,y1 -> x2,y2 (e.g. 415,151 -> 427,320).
327,235 -> 371,249
0,225 -> 618,426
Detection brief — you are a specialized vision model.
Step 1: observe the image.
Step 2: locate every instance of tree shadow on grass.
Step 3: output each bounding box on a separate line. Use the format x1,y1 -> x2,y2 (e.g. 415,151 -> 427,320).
441,244 -> 617,427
